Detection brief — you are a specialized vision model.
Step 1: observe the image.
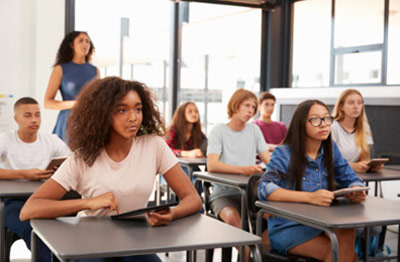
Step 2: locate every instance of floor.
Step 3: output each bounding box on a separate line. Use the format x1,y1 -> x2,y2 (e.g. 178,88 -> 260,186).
9,226 -> 398,261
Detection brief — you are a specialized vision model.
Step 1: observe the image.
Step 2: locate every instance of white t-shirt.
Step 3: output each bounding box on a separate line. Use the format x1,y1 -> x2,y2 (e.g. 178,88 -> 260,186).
331,121 -> 373,163
52,134 -> 178,217
0,130 -> 71,170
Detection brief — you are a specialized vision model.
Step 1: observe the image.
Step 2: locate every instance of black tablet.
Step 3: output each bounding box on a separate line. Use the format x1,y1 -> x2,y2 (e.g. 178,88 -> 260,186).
368,158 -> 389,169
111,202 -> 179,220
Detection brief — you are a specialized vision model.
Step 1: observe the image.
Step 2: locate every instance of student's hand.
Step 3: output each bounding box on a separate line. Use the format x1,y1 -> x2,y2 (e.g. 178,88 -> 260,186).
23,169 -> 53,181
241,165 -> 264,175
309,189 -> 334,206
86,192 -> 120,214
351,161 -> 370,173
268,144 -> 278,152
345,186 -> 367,203
185,149 -> 204,158
370,163 -> 384,173
147,207 -> 173,226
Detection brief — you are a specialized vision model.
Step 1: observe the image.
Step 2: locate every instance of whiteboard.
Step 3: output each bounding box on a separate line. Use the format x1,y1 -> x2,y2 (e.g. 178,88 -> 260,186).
0,94 -> 16,132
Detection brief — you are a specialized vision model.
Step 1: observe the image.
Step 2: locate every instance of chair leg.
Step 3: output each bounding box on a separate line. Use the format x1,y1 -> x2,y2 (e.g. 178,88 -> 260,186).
205,248 -> 214,262
222,247 -> 232,262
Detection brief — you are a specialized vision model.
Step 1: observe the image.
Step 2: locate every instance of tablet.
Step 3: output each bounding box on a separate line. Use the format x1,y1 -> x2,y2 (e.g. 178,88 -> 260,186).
111,202 -> 179,220
368,158 -> 389,169
333,186 -> 370,197
45,157 -> 67,171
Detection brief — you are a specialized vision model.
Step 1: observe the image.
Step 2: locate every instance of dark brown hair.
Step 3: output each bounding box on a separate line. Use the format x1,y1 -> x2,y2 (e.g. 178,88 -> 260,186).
54,31 -> 95,65
67,77 -> 165,166
259,91 -> 276,104
167,102 -> 203,149
14,97 -> 38,111
283,100 -> 335,191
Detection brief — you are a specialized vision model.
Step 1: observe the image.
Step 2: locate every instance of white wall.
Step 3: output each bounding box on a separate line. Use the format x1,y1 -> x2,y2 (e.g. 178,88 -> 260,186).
0,0 -> 64,133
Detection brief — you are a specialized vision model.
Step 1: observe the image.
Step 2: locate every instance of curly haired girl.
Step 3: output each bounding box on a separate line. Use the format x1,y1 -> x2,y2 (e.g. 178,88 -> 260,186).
21,77 -> 202,262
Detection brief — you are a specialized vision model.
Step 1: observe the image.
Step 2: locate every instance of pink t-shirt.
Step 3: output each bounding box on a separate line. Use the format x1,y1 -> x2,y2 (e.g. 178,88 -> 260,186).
52,134 -> 178,217
253,119 -> 287,145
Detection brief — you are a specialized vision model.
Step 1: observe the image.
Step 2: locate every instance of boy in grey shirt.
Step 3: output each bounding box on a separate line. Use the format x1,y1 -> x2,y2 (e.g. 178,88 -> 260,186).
207,88 -> 270,261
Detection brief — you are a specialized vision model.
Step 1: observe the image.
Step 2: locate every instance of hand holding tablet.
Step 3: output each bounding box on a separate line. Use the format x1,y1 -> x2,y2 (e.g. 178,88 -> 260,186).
45,157 -> 67,171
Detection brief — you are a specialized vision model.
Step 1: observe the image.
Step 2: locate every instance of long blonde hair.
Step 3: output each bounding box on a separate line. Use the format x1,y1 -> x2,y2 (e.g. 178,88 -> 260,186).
332,89 -> 371,160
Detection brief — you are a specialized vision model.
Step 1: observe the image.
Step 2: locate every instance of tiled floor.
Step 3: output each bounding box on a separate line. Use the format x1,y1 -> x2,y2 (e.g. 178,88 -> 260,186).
9,226 -> 398,261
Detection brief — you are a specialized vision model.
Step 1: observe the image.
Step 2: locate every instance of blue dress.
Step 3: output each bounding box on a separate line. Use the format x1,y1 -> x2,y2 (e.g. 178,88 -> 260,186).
53,62 -> 97,142
257,142 -> 364,255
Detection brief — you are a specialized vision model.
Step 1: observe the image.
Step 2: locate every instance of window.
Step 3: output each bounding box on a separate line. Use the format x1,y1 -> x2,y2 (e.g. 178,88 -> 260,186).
292,0 -> 331,87
387,0 -> 400,84
75,0 -> 170,114
181,3 -> 261,134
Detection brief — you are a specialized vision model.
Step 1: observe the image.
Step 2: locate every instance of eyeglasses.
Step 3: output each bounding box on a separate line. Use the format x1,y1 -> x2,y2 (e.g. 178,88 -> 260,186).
306,116 -> 334,127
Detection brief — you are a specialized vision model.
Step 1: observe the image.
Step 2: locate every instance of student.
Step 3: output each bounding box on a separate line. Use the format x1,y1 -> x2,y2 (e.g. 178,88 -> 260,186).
207,88 -> 270,261
165,101 -> 207,158
44,31 -> 100,142
253,91 -> 287,152
331,89 -> 382,255
257,100 -> 365,262
20,77 -> 202,262
331,89 -> 382,173
0,97 -> 71,262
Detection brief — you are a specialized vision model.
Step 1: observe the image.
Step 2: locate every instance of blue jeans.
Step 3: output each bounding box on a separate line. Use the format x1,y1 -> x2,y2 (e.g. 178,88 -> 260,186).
5,198 -> 51,262
71,254 -> 161,262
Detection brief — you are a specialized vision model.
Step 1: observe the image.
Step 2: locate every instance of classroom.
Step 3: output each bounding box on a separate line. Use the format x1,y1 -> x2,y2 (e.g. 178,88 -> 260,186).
1,0 -> 400,262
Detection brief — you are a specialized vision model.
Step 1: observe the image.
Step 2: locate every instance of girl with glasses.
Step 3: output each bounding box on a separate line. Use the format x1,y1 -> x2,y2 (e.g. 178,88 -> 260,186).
257,100 -> 365,261
331,89 -> 383,173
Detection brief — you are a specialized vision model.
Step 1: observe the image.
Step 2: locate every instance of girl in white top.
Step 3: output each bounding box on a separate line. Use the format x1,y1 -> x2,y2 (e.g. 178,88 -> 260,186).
331,89 -> 383,173
21,77 -> 202,262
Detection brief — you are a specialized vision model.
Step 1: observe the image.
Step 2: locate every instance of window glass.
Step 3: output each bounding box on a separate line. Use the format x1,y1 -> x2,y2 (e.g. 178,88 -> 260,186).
182,4 -> 261,134
335,0 -> 384,48
292,0 -> 331,87
387,0 -> 400,84
335,51 -> 381,84
75,0 -> 170,114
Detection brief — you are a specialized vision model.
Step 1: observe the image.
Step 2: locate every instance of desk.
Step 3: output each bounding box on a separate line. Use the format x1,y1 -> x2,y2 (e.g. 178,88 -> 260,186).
385,165 -> 400,171
193,171 -> 250,262
0,180 -> 43,262
255,196 -> 400,262
193,171 -> 249,230
357,168 -> 400,197
31,213 -> 262,262
178,157 -> 206,181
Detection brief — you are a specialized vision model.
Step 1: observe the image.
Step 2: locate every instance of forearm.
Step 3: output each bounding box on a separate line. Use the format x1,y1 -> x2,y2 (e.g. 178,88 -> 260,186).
0,169 -> 26,180
20,198 -> 89,221
207,161 -> 246,175
44,99 -> 75,110
267,188 -> 312,203
171,194 -> 202,220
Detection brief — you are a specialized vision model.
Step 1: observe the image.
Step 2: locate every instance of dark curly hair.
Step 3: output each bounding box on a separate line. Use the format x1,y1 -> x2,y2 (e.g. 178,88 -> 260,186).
67,77 -> 165,166
54,31 -> 95,66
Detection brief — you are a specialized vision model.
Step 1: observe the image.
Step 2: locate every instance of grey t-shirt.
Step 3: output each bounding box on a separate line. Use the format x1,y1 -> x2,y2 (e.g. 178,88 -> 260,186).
331,120 -> 373,163
207,123 -> 268,201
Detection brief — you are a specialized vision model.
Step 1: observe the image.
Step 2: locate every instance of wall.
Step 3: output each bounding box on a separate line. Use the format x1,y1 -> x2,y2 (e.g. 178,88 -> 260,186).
0,0 -> 64,133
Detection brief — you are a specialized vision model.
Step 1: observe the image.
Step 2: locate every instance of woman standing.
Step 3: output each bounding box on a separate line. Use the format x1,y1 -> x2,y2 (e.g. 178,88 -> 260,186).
44,31 -> 100,142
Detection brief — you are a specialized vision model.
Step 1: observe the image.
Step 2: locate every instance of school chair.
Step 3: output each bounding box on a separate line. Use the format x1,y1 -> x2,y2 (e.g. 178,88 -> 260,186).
247,173 -> 320,262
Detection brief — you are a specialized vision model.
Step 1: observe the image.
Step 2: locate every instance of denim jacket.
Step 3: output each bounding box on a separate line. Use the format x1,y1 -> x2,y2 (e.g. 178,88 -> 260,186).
258,141 -> 364,200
